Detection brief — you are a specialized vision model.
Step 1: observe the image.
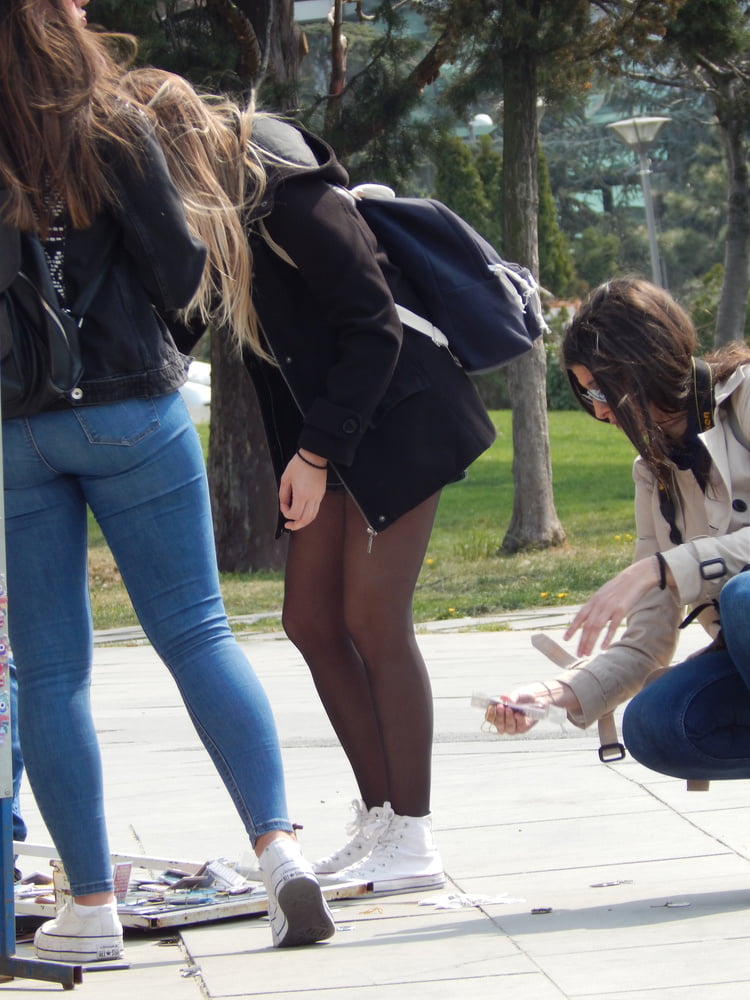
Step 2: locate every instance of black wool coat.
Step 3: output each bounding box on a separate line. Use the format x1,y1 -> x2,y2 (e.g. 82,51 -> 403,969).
245,118 -> 496,538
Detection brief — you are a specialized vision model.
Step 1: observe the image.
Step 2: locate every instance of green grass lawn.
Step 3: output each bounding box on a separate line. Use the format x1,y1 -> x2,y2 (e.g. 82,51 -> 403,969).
88,410 -> 640,631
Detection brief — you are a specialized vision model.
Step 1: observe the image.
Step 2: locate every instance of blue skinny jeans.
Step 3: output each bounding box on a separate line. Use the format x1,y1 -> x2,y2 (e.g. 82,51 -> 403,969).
2,393 -> 291,895
623,571 -> 750,781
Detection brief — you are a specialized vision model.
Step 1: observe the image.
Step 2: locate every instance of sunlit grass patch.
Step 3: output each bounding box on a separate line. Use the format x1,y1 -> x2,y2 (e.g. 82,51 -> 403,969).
88,410 -> 638,632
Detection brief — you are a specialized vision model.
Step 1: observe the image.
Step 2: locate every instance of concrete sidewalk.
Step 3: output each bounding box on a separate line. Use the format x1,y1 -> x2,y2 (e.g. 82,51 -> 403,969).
11,613 -> 750,998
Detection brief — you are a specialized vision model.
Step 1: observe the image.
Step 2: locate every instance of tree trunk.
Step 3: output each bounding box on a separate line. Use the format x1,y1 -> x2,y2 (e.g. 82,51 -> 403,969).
501,45 -> 565,553
235,0 -> 301,94
208,0 -> 298,570
714,86 -> 750,347
208,337 -> 288,571
324,0 -> 348,132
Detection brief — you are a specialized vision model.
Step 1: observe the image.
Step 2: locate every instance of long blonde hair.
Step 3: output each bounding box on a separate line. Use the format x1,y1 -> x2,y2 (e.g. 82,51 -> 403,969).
119,68 -> 268,358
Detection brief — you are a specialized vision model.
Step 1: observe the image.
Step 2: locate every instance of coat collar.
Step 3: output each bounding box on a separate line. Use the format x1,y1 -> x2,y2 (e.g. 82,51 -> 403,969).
698,366 -> 750,501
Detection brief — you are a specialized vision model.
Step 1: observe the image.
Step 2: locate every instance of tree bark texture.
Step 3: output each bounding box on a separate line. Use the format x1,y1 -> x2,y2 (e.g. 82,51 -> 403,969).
501,45 -> 565,552
235,0 -> 301,93
208,336 -> 288,572
715,86 -> 750,347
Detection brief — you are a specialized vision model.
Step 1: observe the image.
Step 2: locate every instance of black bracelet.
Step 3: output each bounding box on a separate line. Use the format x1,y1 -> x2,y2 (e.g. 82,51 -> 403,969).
296,449 -> 327,470
655,551 -> 667,590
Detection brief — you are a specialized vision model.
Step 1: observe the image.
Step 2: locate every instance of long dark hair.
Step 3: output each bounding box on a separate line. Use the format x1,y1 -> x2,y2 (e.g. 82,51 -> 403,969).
0,0 -> 142,235
563,278 -> 750,485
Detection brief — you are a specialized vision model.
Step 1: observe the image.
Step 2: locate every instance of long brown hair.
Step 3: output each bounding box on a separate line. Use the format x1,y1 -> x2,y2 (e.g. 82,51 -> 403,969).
119,68 -> 267,357
0,0 -> 142,235
562,277 -> 750,485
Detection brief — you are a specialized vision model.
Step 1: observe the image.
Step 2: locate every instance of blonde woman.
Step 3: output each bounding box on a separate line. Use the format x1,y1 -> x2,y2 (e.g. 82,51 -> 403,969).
121,69 -> 496,894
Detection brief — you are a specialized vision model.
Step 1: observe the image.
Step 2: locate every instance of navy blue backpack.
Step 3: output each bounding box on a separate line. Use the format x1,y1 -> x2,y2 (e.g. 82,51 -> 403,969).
253,117 -> 546,375
348,184 -> 547,374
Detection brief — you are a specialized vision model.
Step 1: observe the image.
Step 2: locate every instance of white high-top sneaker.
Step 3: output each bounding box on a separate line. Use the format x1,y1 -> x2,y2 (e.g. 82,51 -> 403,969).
34,899 -> 123,964
311,800 -> 395,875
331,812 -> 445,894
258,837 -> 336,948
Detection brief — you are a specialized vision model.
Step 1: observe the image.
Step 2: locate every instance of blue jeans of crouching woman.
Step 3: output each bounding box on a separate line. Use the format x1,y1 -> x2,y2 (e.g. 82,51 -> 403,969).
623,570 -> 750,781
2,392 -> 292,896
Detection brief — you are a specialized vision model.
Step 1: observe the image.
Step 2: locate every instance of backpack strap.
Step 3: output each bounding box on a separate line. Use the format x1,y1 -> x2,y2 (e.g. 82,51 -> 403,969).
24,227 -> 116,329
340,185 -> 453,351
258,202 -> 452,352
393,305 -> 449,349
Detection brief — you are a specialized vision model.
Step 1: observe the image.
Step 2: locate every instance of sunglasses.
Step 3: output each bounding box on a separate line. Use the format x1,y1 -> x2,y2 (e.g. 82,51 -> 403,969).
581,386 -> 607,405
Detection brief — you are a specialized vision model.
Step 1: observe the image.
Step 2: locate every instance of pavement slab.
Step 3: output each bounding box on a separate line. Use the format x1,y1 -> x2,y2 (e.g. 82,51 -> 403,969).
10,617 -> 748,999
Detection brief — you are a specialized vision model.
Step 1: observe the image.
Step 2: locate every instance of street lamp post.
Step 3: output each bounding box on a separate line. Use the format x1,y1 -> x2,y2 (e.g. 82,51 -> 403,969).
608,116 -> 670,287
468,113 -> 494,142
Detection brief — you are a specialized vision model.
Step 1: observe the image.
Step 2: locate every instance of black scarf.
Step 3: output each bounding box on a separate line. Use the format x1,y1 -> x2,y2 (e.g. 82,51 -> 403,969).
659,358 -> 715,543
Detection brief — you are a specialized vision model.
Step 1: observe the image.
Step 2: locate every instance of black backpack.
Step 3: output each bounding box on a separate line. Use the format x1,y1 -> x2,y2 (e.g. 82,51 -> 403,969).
0,224 -> 84,419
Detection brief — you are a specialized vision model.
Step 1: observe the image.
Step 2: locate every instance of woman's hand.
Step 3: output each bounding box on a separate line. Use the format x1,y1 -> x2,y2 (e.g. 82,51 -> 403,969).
564,556 -> 668,656
279,450 -> 328,531
485,681 -> 580,734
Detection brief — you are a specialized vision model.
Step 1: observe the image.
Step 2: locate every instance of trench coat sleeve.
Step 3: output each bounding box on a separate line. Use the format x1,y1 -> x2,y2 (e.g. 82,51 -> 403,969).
554,459 -> 683,728
259,176 -> 403,465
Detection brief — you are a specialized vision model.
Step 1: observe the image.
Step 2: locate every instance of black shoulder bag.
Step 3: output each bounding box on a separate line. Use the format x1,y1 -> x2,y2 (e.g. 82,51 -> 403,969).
0,220 -> 110,420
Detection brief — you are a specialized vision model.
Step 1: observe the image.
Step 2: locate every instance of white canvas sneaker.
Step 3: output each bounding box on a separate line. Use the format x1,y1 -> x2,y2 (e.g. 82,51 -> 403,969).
332,812 -> 445,894
34,899 -> 123,964
311,800 -> 395,875
258,838 -> 336,948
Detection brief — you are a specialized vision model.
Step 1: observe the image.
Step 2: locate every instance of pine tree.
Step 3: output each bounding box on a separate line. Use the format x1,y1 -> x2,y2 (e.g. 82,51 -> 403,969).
659,0 -> 750,344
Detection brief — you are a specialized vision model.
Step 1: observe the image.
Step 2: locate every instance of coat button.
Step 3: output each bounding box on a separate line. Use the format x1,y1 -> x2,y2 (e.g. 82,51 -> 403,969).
732,499 -> 748,512
342,418 -> 358,434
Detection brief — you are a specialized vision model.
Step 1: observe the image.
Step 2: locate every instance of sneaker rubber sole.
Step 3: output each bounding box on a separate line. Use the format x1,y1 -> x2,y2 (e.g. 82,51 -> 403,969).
356,870 -> 446,894
275,876 -> 336,948
35,932 -> 123,964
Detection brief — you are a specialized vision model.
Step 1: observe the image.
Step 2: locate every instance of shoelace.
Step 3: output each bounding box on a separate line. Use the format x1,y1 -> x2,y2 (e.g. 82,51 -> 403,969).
344,799 -> 394,840
361,822 -> 405,867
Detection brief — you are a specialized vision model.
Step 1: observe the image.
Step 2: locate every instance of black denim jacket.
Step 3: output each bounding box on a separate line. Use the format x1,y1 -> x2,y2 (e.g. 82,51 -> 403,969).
46,129 -> 206,407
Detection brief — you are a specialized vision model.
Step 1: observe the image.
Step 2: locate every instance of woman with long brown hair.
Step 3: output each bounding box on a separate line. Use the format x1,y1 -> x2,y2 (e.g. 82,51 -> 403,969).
0,0 -> 333,962
488,278 -> 750,788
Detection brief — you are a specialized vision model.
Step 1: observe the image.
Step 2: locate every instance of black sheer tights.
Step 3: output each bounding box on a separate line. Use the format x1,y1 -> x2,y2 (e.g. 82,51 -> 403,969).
282,490 -> 441,818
